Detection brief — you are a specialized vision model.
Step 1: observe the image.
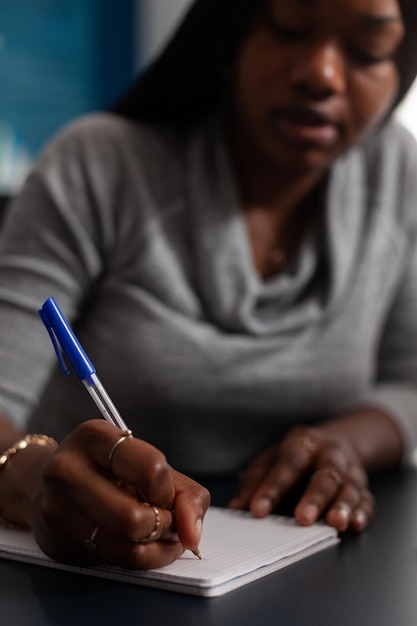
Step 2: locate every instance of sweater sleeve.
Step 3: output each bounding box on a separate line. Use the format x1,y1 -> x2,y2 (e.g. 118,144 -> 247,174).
351,125 -> 417,463
0,116 -> 114,429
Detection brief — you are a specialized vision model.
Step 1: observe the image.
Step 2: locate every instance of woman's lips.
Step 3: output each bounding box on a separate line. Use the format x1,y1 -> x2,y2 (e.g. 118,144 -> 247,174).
273,107 -> 340,147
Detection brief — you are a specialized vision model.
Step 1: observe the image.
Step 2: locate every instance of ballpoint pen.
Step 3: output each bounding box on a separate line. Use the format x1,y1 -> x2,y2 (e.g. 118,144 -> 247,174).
39,297 -> 130,432
38,296 -> 202,559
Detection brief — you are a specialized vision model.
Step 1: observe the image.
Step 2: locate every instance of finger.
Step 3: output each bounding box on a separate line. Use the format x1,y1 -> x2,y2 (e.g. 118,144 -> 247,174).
294,468 -> 344,525
324,468 -> 371,532
228,466 -> 269,510
33,480 -> 178,564
67,420 -> 175,508
349,491 -> 375,532
325,488 -> 374,533
324,482 -> 363,531
104,537 -> 184,570
86,505 -> 182,570
108,435 -> 174,508
228,431 -> 317,517
170,469 -> 210,553
33,493 -> 110,566
246,439 -> 317,517
41,450 -> 177,542
37,516 -> 183,571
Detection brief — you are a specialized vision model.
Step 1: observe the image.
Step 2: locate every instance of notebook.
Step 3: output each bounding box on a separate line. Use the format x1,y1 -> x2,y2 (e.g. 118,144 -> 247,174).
0,507 -> 339,597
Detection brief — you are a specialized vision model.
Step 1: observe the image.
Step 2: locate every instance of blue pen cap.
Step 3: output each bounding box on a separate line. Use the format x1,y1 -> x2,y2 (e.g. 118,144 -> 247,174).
38,297 -> 96,380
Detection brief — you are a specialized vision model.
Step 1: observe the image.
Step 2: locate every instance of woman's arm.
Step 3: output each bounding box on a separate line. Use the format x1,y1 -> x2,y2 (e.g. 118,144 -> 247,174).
0,414 -> 23,448
318,406 -> 403,472
0,415 -> 57,526
0,416 -> 210,568
228,405 -> 402,534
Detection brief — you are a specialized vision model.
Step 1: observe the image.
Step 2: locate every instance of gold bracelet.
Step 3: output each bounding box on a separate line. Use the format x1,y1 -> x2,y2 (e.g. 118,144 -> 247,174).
0,434 -> 57,471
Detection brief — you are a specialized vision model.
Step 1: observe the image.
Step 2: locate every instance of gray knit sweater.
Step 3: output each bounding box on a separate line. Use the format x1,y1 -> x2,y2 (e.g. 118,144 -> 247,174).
0,112 -> 416,476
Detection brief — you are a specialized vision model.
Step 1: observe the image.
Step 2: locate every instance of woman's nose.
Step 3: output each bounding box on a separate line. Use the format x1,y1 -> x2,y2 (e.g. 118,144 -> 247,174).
289,40 -> 346,99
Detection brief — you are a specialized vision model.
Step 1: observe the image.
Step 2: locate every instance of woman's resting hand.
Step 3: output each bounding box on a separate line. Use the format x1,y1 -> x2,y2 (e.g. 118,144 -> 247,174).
228,424 -> 375,533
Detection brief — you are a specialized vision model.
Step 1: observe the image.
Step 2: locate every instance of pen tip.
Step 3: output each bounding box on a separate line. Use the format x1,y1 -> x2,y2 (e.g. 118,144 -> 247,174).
192,548 -> 202,560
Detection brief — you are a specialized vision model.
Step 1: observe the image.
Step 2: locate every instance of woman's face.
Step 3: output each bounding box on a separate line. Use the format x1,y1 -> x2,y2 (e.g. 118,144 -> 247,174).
231,0 -> 405,176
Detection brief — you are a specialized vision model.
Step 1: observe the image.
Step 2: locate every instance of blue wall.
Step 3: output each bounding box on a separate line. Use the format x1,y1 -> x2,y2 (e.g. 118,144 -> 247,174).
0,0 -> 136,157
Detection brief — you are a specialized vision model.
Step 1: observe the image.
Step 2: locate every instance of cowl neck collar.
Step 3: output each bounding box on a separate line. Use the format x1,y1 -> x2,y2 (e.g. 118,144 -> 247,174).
186,114 -> 365,336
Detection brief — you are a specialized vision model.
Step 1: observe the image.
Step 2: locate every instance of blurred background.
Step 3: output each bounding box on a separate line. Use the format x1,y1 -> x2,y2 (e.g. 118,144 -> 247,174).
0,0 -> 416,198
0,0 -> 191,198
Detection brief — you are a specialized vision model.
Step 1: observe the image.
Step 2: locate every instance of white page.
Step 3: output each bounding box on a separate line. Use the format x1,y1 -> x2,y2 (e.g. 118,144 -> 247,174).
0,507 -> 339,597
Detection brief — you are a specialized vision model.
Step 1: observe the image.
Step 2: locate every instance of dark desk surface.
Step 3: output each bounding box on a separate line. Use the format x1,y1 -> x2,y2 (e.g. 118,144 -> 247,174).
2,468 -> 417,626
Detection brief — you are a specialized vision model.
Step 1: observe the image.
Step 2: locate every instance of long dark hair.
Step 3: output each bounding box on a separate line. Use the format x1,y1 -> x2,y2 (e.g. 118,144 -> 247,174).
110,0 -> 262,123
395,0 -> 417,103
111,0 -> 417,124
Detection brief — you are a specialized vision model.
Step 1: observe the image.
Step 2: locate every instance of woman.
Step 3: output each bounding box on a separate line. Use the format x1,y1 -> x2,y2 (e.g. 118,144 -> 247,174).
0,0 -> 417,569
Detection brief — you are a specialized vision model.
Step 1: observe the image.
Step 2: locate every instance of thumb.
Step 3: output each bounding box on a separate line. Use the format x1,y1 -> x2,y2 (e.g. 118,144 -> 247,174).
170,470 -> 210,553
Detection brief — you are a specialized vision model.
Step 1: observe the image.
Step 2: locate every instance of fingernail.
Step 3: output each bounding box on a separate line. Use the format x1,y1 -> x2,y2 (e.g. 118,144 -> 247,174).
195,516 -> 203,537
332,504 -> 351,530
302,503 -> 319,524
336,504 -> 351,523
352,510 -> 367,530
253,497 -> 272,517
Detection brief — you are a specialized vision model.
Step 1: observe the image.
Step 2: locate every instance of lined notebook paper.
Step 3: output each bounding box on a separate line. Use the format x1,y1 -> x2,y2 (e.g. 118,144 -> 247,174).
0,507 -> 339,597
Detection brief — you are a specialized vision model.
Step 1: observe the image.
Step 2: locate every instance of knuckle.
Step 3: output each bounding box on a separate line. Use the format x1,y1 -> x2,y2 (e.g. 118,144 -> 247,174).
124,542 -> 181,571
311,484 -> 333,501
238,466 -> 265,484
123,543 -> 150,570
76,419 -> 108,442
78,419 -> 99,435
287,425 -> 309,438
189,487 -> 211,512
199,486 -> 211,509
341,484 -> 361,507
116,503 -> 148,538
43,451 -> 73,483
347,464 -> 368,484
287,452 -> 306,469
142,455 -> 170,487
37,493 -> 60,527
362,490 -> 375,509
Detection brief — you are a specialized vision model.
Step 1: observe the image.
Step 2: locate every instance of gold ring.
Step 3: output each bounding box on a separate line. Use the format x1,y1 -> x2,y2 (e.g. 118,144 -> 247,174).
312,468 -> 344,488
298,437 -> 317,453
83,525 -> 99,552
108,429 -> 133,470
138,503 -> 161,543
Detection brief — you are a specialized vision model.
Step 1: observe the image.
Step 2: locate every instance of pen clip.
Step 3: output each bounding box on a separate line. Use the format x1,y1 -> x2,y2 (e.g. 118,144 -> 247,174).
38,297 -> 96,380
38,308 -> 70,375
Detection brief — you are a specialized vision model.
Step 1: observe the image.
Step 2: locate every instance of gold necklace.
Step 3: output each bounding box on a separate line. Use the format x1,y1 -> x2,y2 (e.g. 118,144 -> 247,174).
248,217 -> 288,275
266,245 -> 287,273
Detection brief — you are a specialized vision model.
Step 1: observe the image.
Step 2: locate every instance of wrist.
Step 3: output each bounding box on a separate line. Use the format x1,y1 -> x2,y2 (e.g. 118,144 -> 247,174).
0,434 -> 58,526
320,407 -> 403,472
0,434 -> 57,469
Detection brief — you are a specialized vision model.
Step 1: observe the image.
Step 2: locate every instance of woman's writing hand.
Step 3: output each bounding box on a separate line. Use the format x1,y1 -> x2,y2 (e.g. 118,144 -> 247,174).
31,420 -> 210,569
228,425 -> 374,533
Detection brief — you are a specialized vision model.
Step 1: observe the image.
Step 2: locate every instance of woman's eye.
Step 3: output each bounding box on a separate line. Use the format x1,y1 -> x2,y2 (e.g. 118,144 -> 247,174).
265,18 -> 305,41
350,48 -> 392,66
